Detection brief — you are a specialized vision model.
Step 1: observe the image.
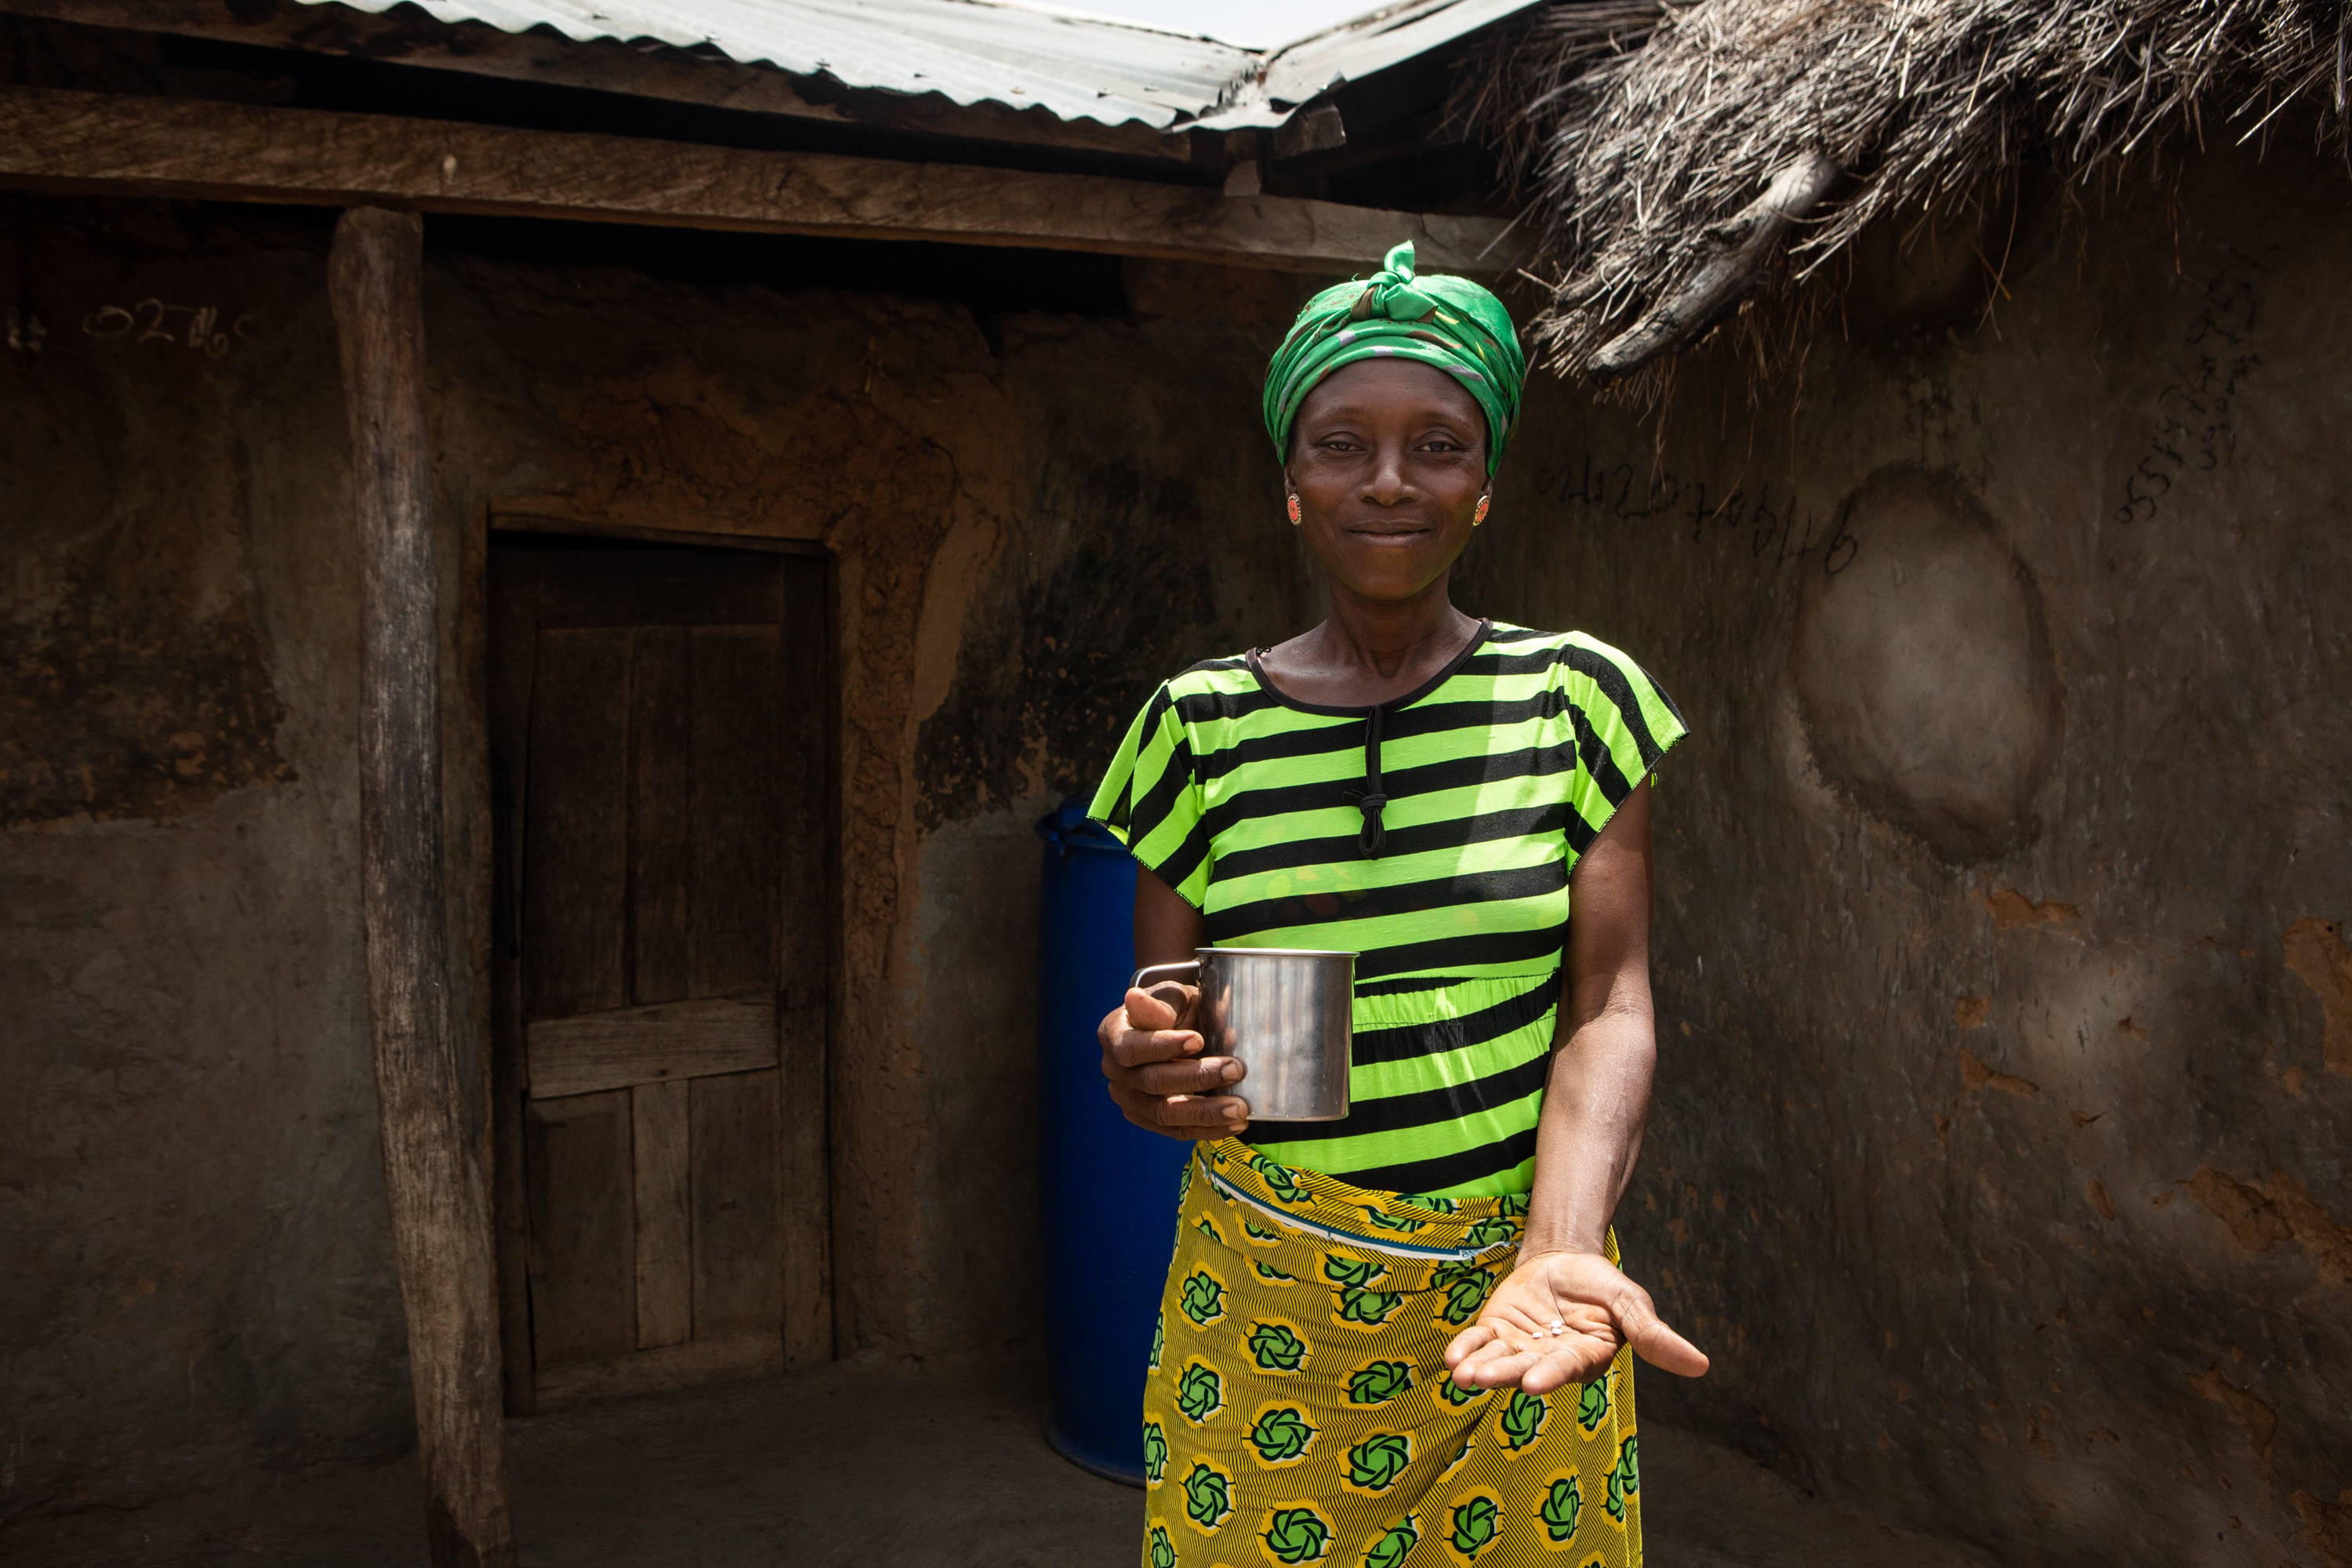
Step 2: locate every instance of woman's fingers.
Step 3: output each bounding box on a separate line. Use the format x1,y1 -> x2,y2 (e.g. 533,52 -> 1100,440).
1121,985 -> 1178,1031
1124,983 -> 1199,1033
1612,1287 -> 1710,1377
1584,1272 -> 1709,1378
1105,1084 -> 1247,1139
1104,987 -> 1210,1070
1452,1324 -> 1618,1392
1441,1323 -> 1496,1371
1450,1340 -> 1541,1389
1094,982 -> 1246,1138
1108,1028 -> 1205,1070
1131,1055 -> 1245,1097
1158,1092 -> 1250,1129
1519,1341 -> 1618,1395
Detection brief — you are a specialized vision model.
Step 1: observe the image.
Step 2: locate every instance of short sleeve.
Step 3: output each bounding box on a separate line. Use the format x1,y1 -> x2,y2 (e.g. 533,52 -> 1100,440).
1562,636 -> 1688,851
1087,683 -> 1214,908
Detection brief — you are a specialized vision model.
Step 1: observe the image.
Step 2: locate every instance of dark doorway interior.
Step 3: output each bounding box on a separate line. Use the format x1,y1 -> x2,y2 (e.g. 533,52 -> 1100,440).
488,531 -> 833,1413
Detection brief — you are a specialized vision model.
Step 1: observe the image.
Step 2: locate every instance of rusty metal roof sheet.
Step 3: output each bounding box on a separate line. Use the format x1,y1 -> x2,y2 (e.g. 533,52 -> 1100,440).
1209,0 -> 1546,128
292,0 -> 1541,129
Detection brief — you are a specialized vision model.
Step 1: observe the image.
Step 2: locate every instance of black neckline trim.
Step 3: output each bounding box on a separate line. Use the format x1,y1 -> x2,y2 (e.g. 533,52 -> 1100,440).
1246,619 -> 1493,717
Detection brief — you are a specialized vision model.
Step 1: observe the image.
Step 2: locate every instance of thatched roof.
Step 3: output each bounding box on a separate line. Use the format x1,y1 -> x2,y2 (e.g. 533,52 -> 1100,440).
1481,0 -> 2351,379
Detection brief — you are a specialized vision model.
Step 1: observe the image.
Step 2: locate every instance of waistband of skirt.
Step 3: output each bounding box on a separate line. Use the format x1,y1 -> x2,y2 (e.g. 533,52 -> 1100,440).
1195,1138 -> 1528,1264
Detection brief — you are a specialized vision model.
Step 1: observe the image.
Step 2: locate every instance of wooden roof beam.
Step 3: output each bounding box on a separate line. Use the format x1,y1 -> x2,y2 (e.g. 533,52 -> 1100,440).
0,85 -> 1514,275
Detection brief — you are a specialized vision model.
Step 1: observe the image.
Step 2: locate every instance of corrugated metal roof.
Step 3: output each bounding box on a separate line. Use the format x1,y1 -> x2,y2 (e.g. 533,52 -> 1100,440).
299,0 -> 1249,128
1214,0 -> 1544,126
292,0 -> 1541,130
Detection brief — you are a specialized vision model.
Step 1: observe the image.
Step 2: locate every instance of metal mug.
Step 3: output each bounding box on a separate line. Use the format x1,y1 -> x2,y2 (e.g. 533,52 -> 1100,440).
1130,947 -> 1356,1122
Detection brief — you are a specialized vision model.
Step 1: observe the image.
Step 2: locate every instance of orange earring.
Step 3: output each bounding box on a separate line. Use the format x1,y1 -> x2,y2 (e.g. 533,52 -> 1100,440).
1472,494 -> 1490,526
1287,492 -> 1302,525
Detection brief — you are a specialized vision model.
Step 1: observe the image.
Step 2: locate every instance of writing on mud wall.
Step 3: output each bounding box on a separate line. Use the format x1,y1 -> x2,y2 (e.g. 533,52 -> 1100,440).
2114,259 -> 2264,526
82,299 -> 262,358
1530,454 -> 1857,575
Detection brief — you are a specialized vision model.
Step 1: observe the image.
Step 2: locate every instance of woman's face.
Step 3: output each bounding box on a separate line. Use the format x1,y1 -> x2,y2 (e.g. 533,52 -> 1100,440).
1286,358 -> 1488,603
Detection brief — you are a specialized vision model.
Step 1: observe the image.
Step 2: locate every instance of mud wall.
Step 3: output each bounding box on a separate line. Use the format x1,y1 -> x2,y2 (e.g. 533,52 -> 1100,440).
0,204 -> 404,1520
0,199 -> 1312,1522
1455,143 -> 2352,1566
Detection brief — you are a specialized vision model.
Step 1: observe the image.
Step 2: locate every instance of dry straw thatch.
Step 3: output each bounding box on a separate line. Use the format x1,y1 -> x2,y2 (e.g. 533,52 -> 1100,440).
1477,0 -> 2352,379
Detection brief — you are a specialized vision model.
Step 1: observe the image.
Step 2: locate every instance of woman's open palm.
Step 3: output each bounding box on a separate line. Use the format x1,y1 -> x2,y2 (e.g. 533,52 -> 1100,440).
1443,1249 -> 1709,1396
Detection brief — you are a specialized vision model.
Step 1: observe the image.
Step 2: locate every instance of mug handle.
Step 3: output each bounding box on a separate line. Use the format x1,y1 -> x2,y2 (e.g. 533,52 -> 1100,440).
1130,959 -> 1201,993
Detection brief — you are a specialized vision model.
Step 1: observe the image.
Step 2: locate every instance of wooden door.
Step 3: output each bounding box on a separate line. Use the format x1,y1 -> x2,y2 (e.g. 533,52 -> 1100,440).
489,536 -> 831,1412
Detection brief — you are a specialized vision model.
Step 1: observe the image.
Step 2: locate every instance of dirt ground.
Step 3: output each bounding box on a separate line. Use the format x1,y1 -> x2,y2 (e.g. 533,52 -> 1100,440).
2,1347 -> 1998,1567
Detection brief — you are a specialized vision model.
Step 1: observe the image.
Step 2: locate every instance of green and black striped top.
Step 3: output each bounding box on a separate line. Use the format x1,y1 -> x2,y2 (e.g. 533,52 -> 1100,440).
1089,621 -> 1686,1197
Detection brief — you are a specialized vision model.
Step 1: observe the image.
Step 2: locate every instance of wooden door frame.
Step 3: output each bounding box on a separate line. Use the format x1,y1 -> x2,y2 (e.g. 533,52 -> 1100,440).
464,507 -> 839,1414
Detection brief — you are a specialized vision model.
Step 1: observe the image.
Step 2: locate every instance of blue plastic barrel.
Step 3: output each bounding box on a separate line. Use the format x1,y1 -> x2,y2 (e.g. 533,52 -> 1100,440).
1036,797 -> 1189,1485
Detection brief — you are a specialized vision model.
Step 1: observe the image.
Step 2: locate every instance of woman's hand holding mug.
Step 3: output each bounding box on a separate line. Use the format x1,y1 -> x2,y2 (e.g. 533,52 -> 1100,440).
1097,982 -> 1250,1139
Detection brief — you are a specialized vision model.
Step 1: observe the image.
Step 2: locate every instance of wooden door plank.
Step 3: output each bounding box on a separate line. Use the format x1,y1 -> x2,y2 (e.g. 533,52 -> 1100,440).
525,996 -> 779,1100
531,1328 -> 782,1411
775,558 -> 835,1367
628,626 -> 692,1007
777,1000 -> 831,1370
689,626 -> 784,1000
524,1090 -> 637,1370
534,546 -> 786,629
487,549 -> 543,1416
630,1080 -> 693,1351
691,1069 -> 786,1340
522,628 -> 631,1020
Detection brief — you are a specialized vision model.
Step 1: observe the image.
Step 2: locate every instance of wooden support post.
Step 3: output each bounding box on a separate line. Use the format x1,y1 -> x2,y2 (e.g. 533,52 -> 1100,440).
330,205 -> 517,1568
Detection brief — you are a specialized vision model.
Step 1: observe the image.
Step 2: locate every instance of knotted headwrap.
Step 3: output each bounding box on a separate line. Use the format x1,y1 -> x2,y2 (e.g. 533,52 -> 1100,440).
1261,240 -> 1526,474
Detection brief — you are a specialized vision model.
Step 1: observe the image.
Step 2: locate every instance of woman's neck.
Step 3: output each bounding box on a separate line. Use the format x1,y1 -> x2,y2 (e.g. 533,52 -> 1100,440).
1261,579 -> 1480,707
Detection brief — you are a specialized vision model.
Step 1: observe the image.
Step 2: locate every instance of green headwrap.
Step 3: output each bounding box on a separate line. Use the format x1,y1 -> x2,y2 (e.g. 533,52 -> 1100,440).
1262,240 -> 1526,474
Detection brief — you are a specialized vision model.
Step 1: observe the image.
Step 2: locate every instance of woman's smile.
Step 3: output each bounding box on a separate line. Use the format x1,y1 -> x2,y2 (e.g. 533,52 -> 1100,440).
1341,518 -> 1438,542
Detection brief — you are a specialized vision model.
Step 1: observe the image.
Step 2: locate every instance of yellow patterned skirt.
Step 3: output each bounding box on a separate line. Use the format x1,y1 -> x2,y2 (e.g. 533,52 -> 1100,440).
1141,1140 -> 1640,1568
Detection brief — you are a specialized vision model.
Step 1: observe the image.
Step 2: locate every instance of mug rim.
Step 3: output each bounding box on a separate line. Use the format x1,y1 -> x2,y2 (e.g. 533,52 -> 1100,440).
1200,946 -> 1357,959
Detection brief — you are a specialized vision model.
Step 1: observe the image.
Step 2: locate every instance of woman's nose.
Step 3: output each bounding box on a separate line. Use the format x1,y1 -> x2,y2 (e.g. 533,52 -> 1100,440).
1359,445 -> 1416,503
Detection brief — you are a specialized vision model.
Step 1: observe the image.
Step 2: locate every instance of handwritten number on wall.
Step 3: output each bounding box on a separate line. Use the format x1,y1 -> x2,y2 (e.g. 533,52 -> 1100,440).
1530,454 -> 1857,575
82,299 -> 261,358
2116,263 -> 2263,527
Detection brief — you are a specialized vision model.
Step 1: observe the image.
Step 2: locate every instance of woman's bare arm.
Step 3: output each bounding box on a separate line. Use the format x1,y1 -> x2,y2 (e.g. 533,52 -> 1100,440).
1443,781 -> 1709,1392
1523,780 -> 1660,1258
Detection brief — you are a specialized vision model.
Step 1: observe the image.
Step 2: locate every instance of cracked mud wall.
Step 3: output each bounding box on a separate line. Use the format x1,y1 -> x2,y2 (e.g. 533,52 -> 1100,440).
0,197 -> 1314,1523
1454,143 -> 2352,1566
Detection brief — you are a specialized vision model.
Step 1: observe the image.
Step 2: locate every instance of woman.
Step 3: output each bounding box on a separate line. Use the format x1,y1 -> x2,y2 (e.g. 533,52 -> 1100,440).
1089,242 -> 1708,1568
